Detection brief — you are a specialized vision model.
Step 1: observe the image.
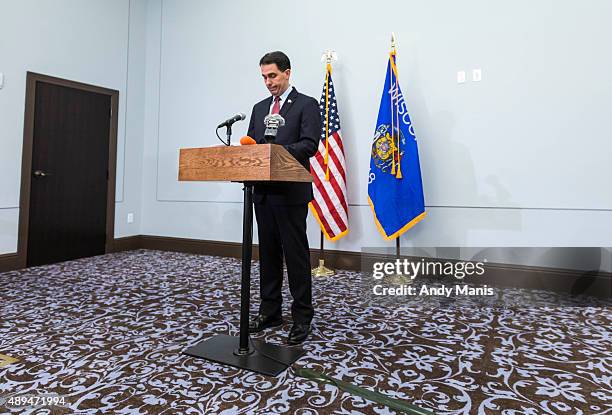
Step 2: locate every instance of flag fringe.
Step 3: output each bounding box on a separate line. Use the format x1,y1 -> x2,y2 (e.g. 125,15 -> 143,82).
309,202 -> 349,242
367,196 -> 426,240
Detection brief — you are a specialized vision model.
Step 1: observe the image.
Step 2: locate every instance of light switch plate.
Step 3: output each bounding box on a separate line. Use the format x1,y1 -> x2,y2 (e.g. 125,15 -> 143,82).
473,68 -> 482,82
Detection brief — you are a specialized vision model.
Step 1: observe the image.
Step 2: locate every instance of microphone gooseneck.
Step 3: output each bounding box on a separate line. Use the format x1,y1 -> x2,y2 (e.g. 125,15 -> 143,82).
216,112 -> 246,146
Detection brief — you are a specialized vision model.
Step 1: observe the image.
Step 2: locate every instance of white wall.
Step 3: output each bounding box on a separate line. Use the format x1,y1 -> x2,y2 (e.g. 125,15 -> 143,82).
140,0 -> 612,271
0,0 -> 147,254
1,1 -> 610,272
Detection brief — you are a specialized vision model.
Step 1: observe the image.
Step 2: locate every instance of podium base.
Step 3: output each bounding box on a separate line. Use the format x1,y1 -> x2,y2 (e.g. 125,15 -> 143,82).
184,334 -> 306,376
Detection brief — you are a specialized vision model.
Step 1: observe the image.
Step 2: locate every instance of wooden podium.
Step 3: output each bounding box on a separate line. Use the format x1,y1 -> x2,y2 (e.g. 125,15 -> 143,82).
178,144 -> 313,376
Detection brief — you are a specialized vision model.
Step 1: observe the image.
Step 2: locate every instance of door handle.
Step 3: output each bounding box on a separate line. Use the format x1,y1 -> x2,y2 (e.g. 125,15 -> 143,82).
33,170 -> 51,178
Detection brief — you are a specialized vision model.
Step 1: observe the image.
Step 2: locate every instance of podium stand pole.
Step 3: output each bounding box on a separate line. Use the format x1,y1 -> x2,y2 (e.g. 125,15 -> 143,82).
237,183 -> 254,354
184,182 -> 306,376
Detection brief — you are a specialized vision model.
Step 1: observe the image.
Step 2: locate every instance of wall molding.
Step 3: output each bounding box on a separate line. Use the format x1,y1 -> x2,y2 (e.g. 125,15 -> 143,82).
2,235 -> 609,299
0,253 -> 21,273
110,236 -> 142,253
113,235 -> 610,298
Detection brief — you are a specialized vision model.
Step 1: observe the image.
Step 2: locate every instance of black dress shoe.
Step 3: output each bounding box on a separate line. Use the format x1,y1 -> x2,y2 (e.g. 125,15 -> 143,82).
287,323 -> 310,345
248,314 -> 283,333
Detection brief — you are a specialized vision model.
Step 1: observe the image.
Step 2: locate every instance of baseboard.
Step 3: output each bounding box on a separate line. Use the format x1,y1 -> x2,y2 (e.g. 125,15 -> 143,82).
2,234 -> 609,298
139,235 -> 259,260
467,261 -> 611,296
131,235 -> 611,298
110,235 -> 142,253
0,253 -> 20,273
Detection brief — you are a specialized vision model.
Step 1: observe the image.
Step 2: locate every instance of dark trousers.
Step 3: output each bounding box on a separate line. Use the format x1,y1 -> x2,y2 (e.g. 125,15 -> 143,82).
254,201 -> 313,324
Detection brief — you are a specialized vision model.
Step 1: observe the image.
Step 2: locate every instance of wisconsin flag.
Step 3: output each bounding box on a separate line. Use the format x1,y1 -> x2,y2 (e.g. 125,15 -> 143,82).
367,50 -> 425,240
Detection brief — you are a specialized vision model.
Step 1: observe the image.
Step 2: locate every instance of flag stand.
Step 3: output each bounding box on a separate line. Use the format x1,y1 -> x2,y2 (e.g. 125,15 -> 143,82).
310,49 -> 345,277
370,34 -> 425,286
384,237 -> 413,285
312,231 -> 335,277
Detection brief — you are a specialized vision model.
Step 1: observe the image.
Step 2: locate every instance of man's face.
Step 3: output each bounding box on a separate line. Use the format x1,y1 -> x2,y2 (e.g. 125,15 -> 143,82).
260,63 -> 291,97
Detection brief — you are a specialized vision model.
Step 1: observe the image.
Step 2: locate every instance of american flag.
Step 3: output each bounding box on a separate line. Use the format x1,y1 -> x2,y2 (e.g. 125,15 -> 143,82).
309,69 -> 349,241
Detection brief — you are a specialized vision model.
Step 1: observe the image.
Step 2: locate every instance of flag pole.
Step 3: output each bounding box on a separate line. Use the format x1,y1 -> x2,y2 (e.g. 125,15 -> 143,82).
384,236 -> 413,285
312,231 -> 334,277
396,237 -> 400,258
383,34 -> 412,286
312,49 -> 337,278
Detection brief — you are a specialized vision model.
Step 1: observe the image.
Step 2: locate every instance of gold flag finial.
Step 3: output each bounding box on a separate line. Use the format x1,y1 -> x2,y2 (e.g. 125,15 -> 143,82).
321,49 -> 338,66
320,49 -> 338,181
391,32 -> 397,51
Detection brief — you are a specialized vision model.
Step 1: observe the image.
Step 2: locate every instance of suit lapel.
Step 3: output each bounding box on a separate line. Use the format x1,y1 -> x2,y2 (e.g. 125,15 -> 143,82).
258,96 -> 273,132
263,96 -> 273,115
280,87 -> 298,118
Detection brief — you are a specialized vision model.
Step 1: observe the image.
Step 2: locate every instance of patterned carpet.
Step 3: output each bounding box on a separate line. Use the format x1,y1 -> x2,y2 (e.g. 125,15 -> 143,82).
0,249 -> 610,414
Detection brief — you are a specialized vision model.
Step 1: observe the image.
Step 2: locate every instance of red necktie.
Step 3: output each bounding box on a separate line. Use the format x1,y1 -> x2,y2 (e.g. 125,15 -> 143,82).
271,96 -> 281,114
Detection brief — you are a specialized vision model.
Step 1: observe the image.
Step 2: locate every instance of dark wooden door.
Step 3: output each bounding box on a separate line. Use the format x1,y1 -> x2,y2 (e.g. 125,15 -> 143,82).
27,81 -> 111,267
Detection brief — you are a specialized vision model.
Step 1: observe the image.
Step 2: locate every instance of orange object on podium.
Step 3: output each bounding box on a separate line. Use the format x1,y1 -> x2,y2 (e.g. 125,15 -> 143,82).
239,135 -> 257,145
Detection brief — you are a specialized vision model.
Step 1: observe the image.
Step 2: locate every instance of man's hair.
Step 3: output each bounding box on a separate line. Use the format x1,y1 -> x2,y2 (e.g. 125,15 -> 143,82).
259,51 -> 291,72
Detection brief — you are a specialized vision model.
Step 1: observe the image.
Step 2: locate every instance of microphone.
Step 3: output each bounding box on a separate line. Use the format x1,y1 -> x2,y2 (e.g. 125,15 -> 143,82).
263,114 -> 285,143
217,113 -> 246,129
240,136 -> 257,145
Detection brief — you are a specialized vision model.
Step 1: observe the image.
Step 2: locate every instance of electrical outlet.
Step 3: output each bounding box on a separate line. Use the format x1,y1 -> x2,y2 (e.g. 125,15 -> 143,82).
127,213 -> 134,223
457,71 -> 466,84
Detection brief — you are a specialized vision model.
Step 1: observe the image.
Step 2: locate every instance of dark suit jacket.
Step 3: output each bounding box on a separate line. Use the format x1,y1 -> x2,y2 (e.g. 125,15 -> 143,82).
247,87 -> 321,205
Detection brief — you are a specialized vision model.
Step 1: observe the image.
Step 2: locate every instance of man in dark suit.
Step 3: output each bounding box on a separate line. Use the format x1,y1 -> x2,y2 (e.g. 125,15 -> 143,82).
246,51 -> 320,345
